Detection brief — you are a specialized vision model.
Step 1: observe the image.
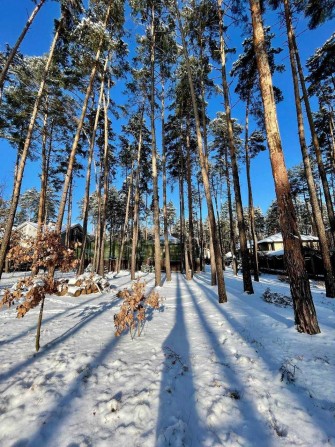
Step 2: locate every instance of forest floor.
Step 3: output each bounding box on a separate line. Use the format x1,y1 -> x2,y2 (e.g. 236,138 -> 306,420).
0,267 -> 335,447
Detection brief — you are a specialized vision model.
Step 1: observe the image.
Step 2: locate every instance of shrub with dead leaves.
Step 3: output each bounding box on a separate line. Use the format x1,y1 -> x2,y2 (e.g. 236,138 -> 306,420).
0,276 -> 57,318
114,280 -> 162,338
7,229 -> 78,273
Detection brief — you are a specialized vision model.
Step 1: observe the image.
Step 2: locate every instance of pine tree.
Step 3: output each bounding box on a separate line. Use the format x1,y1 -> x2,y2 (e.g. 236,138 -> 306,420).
249,0 -> 320,334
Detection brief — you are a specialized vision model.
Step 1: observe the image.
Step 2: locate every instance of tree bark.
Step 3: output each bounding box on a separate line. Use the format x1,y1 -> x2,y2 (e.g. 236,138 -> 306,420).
180,156 -> 191,280
98,84 -> 111,277
244,97 -> 259,281
117,169 -> 133,274
250,0 -> 320,333
197,180 -> 205,272
225,143 -> 238,276
186,115 -> 194,277
161,81 -> 172,281
131,107 -> 145,280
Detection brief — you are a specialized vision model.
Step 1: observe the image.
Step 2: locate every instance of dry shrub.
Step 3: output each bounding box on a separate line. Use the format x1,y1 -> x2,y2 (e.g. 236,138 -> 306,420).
7,229 -> 78,273
114,280 -> 162,338
1,230 -> 79,351
1,230 -> 78,319
0,276 -> 59,318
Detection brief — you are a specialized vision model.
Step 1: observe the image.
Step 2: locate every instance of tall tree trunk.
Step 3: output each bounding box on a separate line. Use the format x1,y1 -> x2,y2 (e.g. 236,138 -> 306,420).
174,0 -> 227,303
198,39 -> 216,283
93,168 -> 102,273
131,107 -> 145,280
161,81 -> 172,281
180,158 -> 191,280
250,0 -> 320,334
150,4 -> 161,286
212,176 -> 225,265
37,110 -> 49,232
78,58 -> 108,275
0,17 -> 63,279
31,109 -> 49,276
186,115 -> 194,277
117,170 -> 133,274
217,0 -> 253,294
244,97 -> 259,281
0,0 -> 46,99
98,84 -> 111,277
197,180 -> 205,272
283,0 -> 335,297
65,174 -> 73,249
290,15 -> 335,247
55,4 -> 112,235
225,144 -> 238,276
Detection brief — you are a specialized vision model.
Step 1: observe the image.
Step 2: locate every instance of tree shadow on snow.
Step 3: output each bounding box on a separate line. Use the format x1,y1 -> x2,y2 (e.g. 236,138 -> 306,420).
155,273 -> 203,446
0,297 -> 120,386
12,331 -> 121,447
183,277 -> 273,446
192,275 -> 335,442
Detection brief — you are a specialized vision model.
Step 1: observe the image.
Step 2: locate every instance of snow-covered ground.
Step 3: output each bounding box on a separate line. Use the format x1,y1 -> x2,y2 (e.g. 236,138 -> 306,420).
1,268 -> 334,447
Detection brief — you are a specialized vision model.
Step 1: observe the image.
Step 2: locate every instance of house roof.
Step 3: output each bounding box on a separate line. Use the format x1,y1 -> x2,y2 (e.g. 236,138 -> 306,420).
15,221 -> 38,230
258,232 -> 319,244
61,223 -> 84,234
159,234 -> 180,244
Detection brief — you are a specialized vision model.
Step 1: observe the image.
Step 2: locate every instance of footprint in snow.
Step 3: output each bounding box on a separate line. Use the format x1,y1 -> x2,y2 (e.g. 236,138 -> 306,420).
157,417 -> 187,447
134,401 -> 151,427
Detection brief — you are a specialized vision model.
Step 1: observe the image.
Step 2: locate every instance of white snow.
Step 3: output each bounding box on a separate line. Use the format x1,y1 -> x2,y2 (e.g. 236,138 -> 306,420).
1,268 -> 335,447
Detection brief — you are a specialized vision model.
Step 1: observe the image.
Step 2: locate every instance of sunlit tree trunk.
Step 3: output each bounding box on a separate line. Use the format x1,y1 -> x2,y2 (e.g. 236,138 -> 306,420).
225,143 -> 238,276
244,97 -> 259,281
186,115 -> 194,277
197,180 -> 205,271
65,174 -> 73,249
180,155 -> 191,280
161,81 -> 172,281
250,0 -> 320,334
131,107 -> 144,280
98,84 -> 111,276
117,168 -> 133,274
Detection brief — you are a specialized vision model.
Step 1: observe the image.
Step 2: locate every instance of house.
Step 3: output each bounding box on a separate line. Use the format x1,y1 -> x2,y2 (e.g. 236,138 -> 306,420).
257,232 -> 319,252
14,221 -> 88,252
61,223 -> 86,248
159,234 -> 180,244
15,221 -> 39,239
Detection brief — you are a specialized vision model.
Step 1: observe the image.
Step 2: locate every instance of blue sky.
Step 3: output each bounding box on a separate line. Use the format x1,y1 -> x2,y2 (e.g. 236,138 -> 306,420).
0,0 -> 334,224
